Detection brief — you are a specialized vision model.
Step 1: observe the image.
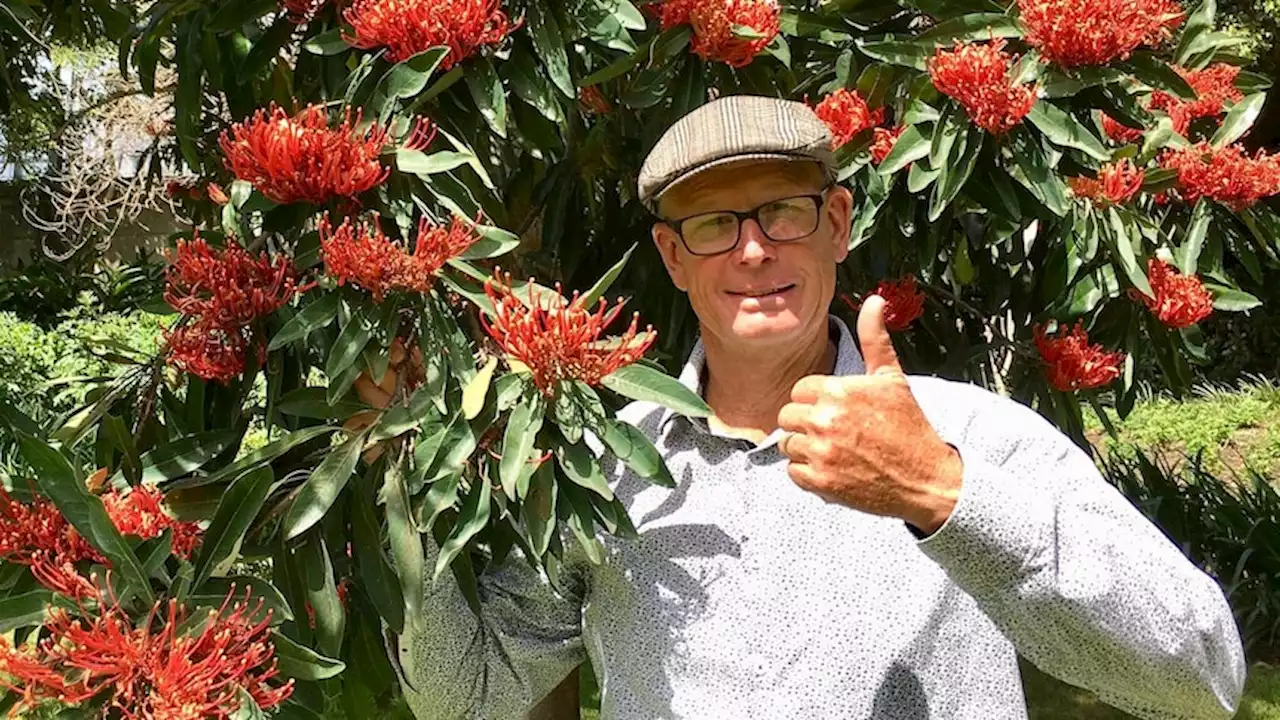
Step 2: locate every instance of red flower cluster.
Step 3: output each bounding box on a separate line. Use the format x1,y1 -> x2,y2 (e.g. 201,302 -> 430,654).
1068,158 -> 1145,206
871,126 -> 906,164
319,214 -> 478,301
481,271 -> 657,395
220,104 -> 433,206
1159,142 -> 1280,210
164,233 -> 300,382
344,0 -> 515,66
813,89 -> 886,148
580,85 -> 612,115
1017,0 -> 1183,67
0,486 -> 201,599
659,0 -> 781,68
929,40 -> 1039,135
0,588 -> 291,718
842,276 -> 926,332
1100,112 -> 1145,144
165,179 -> 203,201
1034,322 -> 1125,392
1130,258 -> 1214,328
1149,63 -> 1243,134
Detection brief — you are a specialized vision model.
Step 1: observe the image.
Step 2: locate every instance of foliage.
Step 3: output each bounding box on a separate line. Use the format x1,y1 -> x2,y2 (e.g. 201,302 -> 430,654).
0,0 -> 1277,715
1102,447 -> 1280,660
0,249 -> 166,327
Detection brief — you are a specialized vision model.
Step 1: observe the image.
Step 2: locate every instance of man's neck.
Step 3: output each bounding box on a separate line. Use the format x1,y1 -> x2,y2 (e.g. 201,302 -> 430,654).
701,321 -> 837,443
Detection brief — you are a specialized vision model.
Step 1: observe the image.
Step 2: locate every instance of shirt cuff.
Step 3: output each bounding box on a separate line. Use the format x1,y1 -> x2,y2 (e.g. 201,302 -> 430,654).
914,443 -> 1053,598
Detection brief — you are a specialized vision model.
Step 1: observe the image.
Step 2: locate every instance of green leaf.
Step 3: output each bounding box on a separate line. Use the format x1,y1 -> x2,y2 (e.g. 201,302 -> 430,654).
1140,167 -> 1178,192
930,129 -> 983,221
579,244 -> 636,308
379,458 -> 424,618
1174,0 -> 1216,65
241,18 -> 293,78
764,34 -> 791,68
1204,284 -> 1262,311
208,0 -> 277,30
465,56 -> 508,138
1178,200 -> 1211,274
417,471 -> 460,531
326,306 -> 375,380
918,13 -> 1020,43
462,356 -> 498,420
599,363 -> 706,418
302,27 -> 350,56
301,533 -> 344,657
556,441 -> 613,501
284,432 -> 366,540
434,477 -> 490,580
19,433 -> 153,604
500,394 -> 544,499
579,53 -> 640,86
561,483 -> 603,564
604,0 -> 646,30
272,632 -> 346,681
396,148 -> 472,175
380,46 -> 450,100
1122,52 -> 1196,99
176,425 -> 337,490
1005,129 -> 1070,217
277,389 -> 371,420
506,46 -> 564,122
600,419 -> 674,488
1138,116 -> 1179,165
524,462 -> 557,558
1040,66 -> 1126,98
191,467 -> 274,589
268,294 -> 340,351
1027,102 -> 1111,161
1211,93 -> 1265,147
929,102 -> 963,170
137,429 -> 241,485
0,591 -> 53,632
1105,207 -> 1153,297
527,2 -> 573,98
878,125 -> 929,175
457,224 -> 520,260
189,576 -> 294,624
855,37 -> 930,71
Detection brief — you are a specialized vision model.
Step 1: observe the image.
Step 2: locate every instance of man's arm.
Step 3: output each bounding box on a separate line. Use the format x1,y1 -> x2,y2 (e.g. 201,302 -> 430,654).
915,378 -> 1246,720
389,537 -> 587,720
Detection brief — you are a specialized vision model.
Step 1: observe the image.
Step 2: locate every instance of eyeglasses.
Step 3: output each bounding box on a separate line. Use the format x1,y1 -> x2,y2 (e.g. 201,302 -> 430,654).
662,190 -> 830,257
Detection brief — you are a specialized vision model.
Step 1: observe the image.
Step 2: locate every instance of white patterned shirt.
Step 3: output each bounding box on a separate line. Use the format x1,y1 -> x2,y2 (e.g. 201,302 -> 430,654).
390,317 -> 1245,720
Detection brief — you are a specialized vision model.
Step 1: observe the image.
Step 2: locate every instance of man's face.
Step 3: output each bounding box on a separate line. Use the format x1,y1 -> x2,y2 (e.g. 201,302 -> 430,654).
651,160 -> 853,352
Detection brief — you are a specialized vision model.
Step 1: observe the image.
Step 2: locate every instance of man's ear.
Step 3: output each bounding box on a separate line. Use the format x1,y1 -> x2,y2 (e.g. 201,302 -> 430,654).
825,185 -> 854,264
652,223 -> 689,292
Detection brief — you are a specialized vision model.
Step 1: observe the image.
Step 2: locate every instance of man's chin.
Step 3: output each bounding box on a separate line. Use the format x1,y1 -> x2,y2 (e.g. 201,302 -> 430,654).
726,312 -> 809,345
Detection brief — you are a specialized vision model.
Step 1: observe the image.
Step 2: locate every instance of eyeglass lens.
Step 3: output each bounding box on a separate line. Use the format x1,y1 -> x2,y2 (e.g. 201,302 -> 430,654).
679,196 -> 821,255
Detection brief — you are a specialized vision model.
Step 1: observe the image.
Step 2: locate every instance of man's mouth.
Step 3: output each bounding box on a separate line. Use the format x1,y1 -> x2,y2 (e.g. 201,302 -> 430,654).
728,284 -> 796,298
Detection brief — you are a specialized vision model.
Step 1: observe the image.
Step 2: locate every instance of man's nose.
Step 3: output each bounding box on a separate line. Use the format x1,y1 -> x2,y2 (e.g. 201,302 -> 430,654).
735,219 -> 777,264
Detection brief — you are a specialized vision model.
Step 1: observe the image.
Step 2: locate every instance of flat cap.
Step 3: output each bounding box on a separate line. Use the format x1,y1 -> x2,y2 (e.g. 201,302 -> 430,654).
637,94 -> 836,212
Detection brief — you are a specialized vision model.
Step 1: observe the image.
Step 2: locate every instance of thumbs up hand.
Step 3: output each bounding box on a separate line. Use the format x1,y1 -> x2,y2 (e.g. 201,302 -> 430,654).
776,296 -> 963,534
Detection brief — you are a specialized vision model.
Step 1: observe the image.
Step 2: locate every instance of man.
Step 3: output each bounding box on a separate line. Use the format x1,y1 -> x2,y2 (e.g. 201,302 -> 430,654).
387,95 -> 1245,719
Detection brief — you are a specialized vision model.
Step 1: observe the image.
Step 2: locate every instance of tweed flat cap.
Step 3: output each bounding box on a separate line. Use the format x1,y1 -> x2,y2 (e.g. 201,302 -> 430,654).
637,94 -> 836,212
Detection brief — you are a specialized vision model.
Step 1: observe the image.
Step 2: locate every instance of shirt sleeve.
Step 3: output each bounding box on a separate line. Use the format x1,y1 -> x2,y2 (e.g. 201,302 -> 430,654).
388,536 -> 587,720
915,381 -> 1246,720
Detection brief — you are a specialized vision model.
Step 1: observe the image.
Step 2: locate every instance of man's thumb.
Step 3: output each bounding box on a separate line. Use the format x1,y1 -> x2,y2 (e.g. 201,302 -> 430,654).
856,295 -> 904,376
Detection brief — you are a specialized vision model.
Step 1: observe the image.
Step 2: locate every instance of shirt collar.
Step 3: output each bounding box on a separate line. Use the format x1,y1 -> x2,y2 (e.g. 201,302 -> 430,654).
658,315 -> 866,433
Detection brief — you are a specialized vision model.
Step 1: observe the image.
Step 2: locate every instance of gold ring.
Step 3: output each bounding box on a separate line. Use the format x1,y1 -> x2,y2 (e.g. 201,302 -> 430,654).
779,431 -> 794,455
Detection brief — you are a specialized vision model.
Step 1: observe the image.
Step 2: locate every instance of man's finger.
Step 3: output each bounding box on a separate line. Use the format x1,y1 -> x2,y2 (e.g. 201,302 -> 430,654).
778,431 -> 815,461
856,295 -> 904,376
777,402 -> 812,434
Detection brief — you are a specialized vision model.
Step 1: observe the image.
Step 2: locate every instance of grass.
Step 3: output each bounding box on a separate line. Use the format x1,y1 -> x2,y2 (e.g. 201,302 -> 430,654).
1085,377 -> 1280,479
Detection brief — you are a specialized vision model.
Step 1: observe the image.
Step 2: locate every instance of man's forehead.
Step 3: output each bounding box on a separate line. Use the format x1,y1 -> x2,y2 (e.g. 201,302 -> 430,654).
659,160 -> 825,216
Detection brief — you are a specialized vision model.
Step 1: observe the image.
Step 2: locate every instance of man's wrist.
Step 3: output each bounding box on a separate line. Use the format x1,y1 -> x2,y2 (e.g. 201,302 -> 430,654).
906,444 -> 964,535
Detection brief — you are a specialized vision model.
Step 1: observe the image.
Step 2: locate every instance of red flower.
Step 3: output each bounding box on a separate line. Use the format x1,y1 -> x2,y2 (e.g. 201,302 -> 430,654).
281,0 -> 326,23
102,485 -> 203,560
871,126 -> 906,164
929,40 -> 1039,135
579,85 -> 612,115
658,0 -> 781,68
1100,112 -> 1145,144
344,0 -> 515,66
813,89 -> 886,148
1068,158 -> 1145,206
1149,63 -> 1243,130
165,322 -> 250,383
480,271 -> 657,396
207,182 -> 229,206
1017,0 -> 1183,67
220,104 -> 433,206
320,213 -> 478,301
842,277 -> 926,332
1034,322 -> 1125,392
1129,258 -> 1214,328
1159,142 -> 1280,210
0,587 -> 292,718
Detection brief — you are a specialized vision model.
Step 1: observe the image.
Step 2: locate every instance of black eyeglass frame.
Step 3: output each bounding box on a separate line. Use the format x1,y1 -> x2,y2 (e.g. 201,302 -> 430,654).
660,186 -> 834,257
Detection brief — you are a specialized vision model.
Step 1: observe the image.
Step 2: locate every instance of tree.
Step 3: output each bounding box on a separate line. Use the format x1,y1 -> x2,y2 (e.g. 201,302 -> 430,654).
0,0 -> 1277,716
